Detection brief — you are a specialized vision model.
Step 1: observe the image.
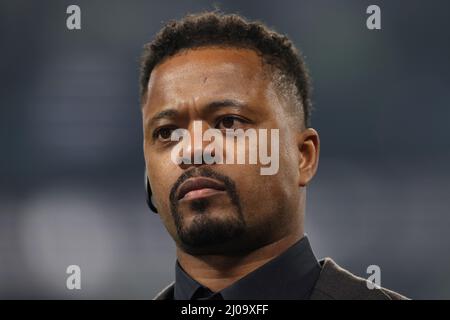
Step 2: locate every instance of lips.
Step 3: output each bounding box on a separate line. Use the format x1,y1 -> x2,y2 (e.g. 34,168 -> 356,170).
177,177 -> 226,201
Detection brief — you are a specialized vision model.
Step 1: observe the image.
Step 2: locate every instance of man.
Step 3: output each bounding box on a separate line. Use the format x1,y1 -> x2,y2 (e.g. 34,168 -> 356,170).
140,11 -> 407,300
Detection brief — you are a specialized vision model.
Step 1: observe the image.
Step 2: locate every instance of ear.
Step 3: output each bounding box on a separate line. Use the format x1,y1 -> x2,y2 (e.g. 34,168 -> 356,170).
298,128 -> 320,187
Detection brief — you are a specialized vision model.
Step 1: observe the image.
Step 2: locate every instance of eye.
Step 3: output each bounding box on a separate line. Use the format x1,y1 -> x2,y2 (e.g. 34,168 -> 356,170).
153,126 -> 176,142
216,116 -> 247,130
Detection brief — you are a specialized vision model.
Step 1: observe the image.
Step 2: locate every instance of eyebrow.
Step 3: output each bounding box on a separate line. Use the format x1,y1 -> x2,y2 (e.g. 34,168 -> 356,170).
147,109 -> 179,128
204,99 -> 245,111
146,99 -> 246,128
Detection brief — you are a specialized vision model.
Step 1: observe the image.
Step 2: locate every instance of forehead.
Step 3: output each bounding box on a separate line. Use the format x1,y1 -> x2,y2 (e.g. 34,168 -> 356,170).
144,47 -> 274,112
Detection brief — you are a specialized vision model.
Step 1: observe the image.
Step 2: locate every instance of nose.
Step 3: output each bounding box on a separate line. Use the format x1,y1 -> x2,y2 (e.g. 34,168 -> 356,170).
177,120 -> 216,170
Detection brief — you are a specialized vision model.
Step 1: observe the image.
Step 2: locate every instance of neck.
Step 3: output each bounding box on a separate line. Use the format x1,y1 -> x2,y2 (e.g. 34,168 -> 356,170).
176,232 -> 304,292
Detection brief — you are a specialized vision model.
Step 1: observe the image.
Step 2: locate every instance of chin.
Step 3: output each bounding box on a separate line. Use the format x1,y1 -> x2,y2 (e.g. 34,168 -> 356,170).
175,213 -> 246,254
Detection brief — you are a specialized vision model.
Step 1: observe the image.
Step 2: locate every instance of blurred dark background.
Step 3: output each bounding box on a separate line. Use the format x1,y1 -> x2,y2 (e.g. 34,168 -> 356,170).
1,0 -> 449,299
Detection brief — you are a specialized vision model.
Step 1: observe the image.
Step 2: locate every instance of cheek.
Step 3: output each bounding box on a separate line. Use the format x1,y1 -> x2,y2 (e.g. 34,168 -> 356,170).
147,158 -> 181,237
146,153 -> 179,210
229,164 -> 281,215
231,147 -> 299,221
275,143 -> 301,203
239,175 -> 286,228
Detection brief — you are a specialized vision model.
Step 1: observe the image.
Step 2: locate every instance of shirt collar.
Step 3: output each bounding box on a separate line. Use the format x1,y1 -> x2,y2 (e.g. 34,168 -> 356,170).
174,235 -> 321,300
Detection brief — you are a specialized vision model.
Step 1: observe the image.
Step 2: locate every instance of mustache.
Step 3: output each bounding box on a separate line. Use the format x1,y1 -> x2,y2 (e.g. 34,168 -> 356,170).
169,167 -> 238,205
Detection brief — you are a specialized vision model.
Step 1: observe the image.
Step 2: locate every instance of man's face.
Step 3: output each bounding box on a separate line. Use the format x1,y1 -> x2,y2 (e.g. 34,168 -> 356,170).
142,47 -> 313,255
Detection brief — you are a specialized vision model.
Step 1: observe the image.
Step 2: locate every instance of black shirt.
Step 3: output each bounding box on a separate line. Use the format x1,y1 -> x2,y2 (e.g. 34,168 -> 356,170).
174,236 -> 321,300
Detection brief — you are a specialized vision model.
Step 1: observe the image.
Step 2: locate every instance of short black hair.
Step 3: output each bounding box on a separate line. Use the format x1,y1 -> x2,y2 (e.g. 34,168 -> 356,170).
140,11 -> 313,128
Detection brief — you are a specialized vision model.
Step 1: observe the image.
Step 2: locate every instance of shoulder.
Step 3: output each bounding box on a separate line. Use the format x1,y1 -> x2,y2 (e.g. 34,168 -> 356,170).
153,282 -> 175,300
310,258 -> 409,300
152,258 -> 409,300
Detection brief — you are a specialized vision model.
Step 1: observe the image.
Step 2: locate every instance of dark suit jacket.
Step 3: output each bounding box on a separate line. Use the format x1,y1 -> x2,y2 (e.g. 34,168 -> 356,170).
153,258 -> 408,300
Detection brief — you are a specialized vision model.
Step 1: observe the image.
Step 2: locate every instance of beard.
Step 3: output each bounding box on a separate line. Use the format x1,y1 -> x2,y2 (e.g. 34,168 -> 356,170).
169,167 -> 246,255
